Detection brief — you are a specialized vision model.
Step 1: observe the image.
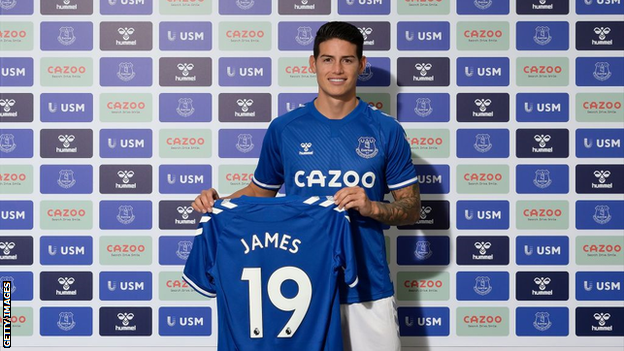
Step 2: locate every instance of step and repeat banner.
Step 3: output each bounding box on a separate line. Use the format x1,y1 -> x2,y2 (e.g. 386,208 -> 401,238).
0,0 -> 623,349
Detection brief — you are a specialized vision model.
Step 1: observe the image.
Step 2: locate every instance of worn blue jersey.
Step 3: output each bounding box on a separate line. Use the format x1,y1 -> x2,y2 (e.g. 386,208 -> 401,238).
253,99 -> 418,303
183,196 -> 358,351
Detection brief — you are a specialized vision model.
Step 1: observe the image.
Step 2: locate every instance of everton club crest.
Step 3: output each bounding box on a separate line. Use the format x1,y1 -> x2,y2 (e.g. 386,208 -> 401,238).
58,27 -> 76,46
117,62 -> 136,82
0,134 -> 16,153
295,26 -> 314,46
57,169 -> 76,189
533,26 -> 552,46
473,276 -> 492,296
593,205 -> 611,225
236,0 -> 254,10
57,312 -> 76,331
117,205 -> 135,225
414,98 -> 433,117
533,312 -> 552,332
356,136 -> 378,159
176,241 -> 193,260
474,134 -> 492,153
414,241 -> 432,261
236,134 -> 254,153
358,62 -> 374,82
533,169 -> 552,189
594,62 -> 612,82
176,98 -> 195,117
0,0 -> 17,10
474,0 -> 492,10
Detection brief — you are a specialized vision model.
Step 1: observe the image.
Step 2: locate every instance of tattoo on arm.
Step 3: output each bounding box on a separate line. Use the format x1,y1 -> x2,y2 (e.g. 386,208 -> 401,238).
370,183 -> 421,226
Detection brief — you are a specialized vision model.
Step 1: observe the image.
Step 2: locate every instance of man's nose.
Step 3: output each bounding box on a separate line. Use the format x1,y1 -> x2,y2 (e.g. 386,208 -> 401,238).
331,61 -> 344,74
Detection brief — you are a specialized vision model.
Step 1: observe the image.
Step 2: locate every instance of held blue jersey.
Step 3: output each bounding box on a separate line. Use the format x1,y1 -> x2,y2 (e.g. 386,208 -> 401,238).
252,98 -> 418,303
183,196 -> 358,351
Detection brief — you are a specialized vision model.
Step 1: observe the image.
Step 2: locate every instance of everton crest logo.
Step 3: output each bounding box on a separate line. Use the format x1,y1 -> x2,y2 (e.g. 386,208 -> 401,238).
473,276 -> 492,296
58,169 -> 76,189
295,26 -> 314,46
117,62 -> 136,82
0,134 -> 16,153
474,0 -> 492,9
533,26 -> 552,46
414,241 -> 432,260
58,27 -> 76,46
533,169 -> 552,189
236,0 -> 254,10
533,312 -> 552,331
474,134 -> 492,153
236,134 -> 254,153
0,276 -> 15,293
414,98 -> 433,117
356,136 -> 378,159
57,312 -> 76,331
176,98 -> 195,117
593,205 -> 611,224
0,0 -> 17,10
593,62 -> 612,81
358,62 -> 374,82
117,205 -> 135,225
176,241 -> 193,260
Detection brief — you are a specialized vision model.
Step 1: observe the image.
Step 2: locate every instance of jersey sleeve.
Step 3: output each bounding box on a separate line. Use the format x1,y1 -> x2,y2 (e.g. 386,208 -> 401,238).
183,215 -> 219,298
332,210 -> 359,288
252,121 -> 284,191
385,120 -> 419,190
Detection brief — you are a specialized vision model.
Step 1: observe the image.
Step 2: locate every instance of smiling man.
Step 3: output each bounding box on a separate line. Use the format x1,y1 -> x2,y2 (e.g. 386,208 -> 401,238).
192,21 -> 420,351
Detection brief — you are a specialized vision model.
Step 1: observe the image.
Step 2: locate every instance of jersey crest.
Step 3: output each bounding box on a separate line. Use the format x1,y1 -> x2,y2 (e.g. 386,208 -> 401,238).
355,136 -> 378,159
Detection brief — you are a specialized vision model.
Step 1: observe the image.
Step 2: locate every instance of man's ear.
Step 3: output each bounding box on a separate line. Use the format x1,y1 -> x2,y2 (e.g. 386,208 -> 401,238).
359,56 -> 367,75
309,55 -> 316,74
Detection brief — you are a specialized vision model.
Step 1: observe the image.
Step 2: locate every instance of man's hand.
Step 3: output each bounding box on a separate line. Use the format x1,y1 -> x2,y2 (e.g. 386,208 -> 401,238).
192,188 -> 220,213
333,186 -> 375,217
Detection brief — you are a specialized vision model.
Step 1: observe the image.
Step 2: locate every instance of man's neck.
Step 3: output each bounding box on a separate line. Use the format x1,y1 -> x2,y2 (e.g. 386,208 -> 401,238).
313,95 -> 359,120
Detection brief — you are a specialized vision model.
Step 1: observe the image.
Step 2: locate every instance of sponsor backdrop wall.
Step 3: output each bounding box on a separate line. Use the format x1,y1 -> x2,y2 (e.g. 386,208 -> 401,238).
0,0 -> 623,349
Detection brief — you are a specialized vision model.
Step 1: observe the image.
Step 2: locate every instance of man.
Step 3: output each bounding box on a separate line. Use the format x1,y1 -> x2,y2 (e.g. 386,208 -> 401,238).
192,21 -> 420,351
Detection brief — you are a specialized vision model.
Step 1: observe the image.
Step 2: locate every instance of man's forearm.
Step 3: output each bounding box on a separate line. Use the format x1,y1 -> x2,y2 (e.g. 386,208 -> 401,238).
369,196 -> 420,226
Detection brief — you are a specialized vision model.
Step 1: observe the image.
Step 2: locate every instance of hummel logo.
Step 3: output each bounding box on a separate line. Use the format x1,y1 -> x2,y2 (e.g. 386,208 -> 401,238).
299,142 -> 313,155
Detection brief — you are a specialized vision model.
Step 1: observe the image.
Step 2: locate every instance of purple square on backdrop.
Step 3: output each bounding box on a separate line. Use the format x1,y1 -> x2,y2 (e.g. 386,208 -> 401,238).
100,57 -> 152,86
218,129 -> 266,158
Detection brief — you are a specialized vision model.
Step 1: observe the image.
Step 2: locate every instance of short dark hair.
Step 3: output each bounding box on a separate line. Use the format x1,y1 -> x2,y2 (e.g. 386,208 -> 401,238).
313,21 -> 364,59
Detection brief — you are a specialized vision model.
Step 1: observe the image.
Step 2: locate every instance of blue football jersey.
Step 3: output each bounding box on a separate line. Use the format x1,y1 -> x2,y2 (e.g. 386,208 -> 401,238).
252,98 -> 418,303
183,196 -> 358,351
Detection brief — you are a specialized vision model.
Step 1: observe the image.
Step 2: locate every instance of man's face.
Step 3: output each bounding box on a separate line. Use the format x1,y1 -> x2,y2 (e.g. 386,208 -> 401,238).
309,38 -> 366,101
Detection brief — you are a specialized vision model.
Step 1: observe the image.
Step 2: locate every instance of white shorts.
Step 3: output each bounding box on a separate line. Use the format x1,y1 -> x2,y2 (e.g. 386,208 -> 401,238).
340,296 -> 401,351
